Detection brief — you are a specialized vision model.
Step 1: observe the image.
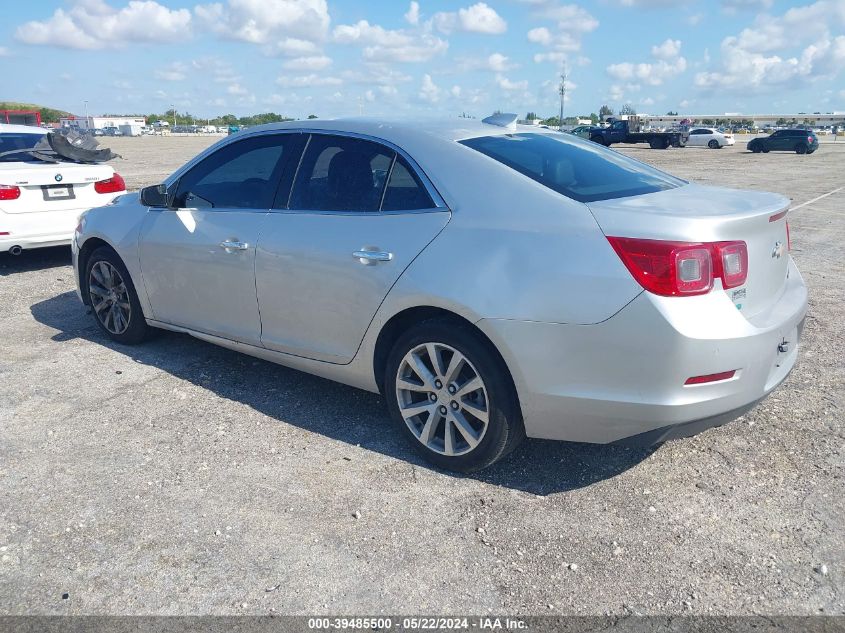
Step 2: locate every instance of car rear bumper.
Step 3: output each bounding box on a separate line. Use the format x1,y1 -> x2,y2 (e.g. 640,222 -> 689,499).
0,207 -> 90,252
0,232 -> 73,252
478,257 -> 808,444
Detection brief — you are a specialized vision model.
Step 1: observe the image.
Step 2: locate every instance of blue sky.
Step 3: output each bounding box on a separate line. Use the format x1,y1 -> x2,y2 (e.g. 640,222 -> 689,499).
1,0 -> 843,119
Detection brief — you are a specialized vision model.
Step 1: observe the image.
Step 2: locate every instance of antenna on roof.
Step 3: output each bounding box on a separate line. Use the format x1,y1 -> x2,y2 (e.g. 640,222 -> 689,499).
482,112 -> 519,130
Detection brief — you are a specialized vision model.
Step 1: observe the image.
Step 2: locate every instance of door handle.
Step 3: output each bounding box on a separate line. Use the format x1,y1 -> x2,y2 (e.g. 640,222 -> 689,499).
353,249 -> 393,265
220,240 -> 249,251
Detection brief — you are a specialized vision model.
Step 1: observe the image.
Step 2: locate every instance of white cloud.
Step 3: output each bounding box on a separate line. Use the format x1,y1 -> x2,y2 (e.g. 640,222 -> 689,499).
333,19 -> 448,62
433,2 -> 507,34
194,0 -> 329,52
404,1 -> 420,25
686,12 -> 704,25
451,85 -> 462,97
496,74 -> 529,91
721,0 -> 773,13
487,52 -> 517,71
16,0 -> 192,50
651,38 -> 681,60
607,39 -> 687,87
282,55 -> 332,70
154,62 -> 188,81
525,2 -> 598,63
227,82 -> 248,95
276,73 -> 342,87
419,74 -> 440,103
0,47 -> 9,56
641,97 -> 655,106
695,0 -> 845,93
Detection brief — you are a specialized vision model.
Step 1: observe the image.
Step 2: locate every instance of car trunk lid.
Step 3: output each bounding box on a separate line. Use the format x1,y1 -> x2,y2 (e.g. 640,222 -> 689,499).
0,161 -> 114,214
587,183 -> 791,318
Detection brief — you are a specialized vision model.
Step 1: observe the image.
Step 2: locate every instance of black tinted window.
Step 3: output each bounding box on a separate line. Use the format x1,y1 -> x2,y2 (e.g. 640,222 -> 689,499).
382,156 -> 435,211
460,133 -> 684,203
0,133 -> 45,163
290,135 -> 393,212
175,135 -> 291,209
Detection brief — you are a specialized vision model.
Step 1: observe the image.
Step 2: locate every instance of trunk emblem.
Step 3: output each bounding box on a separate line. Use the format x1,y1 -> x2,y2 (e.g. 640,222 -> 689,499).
55,174 -> 63,182
771,241 -> 784,259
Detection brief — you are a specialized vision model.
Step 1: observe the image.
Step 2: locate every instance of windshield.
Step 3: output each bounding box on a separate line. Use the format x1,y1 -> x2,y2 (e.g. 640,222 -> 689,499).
459,132 -> 685,203
0,132 -> 46,163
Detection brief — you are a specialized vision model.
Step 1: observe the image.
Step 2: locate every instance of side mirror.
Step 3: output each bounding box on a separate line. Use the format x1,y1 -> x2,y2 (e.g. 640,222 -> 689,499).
140,183 -> 170,208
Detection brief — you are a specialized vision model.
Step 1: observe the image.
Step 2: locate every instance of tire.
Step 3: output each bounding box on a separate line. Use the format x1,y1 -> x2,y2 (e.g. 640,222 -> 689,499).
384,319 -> 524,473
85,246 -> 148,345
708,139 -> 719,149
590,135 -> 606,146
795,144 -> 807,154
762,148 -> 770,153
649,139 -> 661,149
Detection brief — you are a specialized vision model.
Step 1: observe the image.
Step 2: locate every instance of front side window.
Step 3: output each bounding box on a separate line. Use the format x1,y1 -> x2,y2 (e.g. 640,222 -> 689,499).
460,132 -> 685,203
289,135 -> 393,212
174,134 -> 292,209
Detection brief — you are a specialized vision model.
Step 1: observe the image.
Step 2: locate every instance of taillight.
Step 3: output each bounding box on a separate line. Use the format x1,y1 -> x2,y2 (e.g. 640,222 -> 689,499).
94,173 -> 126,194
808,136 -> 813,144
712,241 -> 748,289
607,237 -> 748,297
0,184 -> 21,201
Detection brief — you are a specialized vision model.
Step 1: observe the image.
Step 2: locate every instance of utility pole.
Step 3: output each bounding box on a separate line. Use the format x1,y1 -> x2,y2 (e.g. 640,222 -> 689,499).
558,64 -> 567,131
83,100 -> 89,130
172,105 -> 176,128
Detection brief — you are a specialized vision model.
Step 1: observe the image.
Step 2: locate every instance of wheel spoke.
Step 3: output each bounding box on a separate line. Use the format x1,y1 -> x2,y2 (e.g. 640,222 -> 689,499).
461,399 -> 489,423
419,412 -> 441,445
443,419 -> 456,456
456,376 -> 482,398
451,410 -> 480,449
401,402 -> 435,419
408,351 -> 436,389
113,305 -> 124,331
442,352 -> 464,385
92,297 -> 110,314
426,343 -> 444,377
89,282 -> 109,298
397,376 -> 428,393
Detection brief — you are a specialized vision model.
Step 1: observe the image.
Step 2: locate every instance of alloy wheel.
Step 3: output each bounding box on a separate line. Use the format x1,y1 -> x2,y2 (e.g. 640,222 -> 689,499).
395,342 -> 490,457
88,260 -> 132,335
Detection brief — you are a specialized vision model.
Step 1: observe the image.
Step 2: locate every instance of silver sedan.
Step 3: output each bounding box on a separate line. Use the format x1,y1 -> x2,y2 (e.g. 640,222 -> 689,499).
72,115 -> 807,472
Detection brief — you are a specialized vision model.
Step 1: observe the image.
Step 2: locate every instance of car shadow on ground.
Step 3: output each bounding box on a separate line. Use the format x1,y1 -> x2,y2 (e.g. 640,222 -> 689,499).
0,246 -> 72,276
31,291 -> 656,495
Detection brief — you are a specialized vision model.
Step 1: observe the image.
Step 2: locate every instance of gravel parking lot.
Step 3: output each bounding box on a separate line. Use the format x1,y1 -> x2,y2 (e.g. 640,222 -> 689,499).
1,134 -> 843,616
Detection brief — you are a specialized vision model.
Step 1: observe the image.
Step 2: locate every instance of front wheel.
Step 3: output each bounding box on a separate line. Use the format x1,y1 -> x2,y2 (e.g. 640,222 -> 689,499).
385,320 -> 524,472
85,246 -> 148,345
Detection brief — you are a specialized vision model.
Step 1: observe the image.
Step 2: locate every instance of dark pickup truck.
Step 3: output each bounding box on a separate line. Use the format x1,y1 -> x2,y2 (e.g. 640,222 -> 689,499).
589,117 -> 687,149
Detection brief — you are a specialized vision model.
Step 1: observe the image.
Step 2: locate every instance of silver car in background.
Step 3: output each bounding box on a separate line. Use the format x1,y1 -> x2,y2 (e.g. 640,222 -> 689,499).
71,116 -> 807,472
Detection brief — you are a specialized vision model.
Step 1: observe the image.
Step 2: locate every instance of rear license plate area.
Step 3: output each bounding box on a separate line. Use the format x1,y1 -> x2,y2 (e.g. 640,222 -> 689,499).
41,184 -> 75,201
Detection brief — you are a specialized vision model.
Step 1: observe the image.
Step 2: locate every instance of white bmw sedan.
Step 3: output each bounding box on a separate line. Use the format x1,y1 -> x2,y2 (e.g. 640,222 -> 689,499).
685,127 -> 735,149
72,116 -> 807,472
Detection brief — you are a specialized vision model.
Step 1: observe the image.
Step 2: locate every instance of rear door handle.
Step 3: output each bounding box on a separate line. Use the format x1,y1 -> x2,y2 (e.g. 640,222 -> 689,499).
220,240 -> 249,251
353,249 -> 393,265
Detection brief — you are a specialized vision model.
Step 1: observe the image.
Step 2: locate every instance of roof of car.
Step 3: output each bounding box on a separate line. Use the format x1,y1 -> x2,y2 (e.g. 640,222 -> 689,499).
0,124 -> 49,135
243,117 -> 549,144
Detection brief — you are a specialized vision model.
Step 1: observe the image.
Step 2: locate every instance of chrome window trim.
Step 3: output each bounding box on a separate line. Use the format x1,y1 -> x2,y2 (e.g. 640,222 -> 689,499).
164,127 -> 449,214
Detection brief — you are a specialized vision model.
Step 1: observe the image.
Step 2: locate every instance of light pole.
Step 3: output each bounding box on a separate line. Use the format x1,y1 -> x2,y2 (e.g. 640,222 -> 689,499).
172,105 -> 176,128
83,100 -> 89,130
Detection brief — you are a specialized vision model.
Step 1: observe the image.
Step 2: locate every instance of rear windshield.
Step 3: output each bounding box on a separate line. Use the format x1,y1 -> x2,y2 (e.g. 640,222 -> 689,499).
459,132 -> 685,203
0,133 -> 45,163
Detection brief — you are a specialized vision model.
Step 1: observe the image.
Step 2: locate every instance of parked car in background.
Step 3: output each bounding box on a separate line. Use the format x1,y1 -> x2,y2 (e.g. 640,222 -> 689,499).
685,127 -> 735,149
0,124 -> 125,254
569,125 -> 594,139
71,115 -> 806,472
748,130 -> 819,154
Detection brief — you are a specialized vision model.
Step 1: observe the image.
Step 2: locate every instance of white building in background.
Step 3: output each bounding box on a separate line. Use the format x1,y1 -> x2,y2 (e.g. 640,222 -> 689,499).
60,116 -> 147,131
642,113 -> 845,128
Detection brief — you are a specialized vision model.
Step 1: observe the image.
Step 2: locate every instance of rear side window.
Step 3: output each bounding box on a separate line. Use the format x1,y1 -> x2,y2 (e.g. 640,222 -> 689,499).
174,134 -> 293,209
0,133 -> 45,163
460,133 -> 684,203
382,155 -> 435,211
290,135 -> 393,212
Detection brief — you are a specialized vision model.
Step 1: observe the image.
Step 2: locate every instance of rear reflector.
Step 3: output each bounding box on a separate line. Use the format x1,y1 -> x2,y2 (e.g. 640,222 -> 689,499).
685,370 -> 736,385
94,173 -> 126,194
607,237 -> 748,296
0,232 -> 9,236
0,184 -> 21,201
769,210 -> 788,223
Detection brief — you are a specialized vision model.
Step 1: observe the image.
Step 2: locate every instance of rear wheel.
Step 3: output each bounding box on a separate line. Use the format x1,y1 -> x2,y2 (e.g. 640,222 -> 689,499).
85,247 -> 148,345
649,138 -> 662,149
795,144 -> 807,154
708,139 -> 719,149
762,148 -> 770,153
385,319 -> 524,472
